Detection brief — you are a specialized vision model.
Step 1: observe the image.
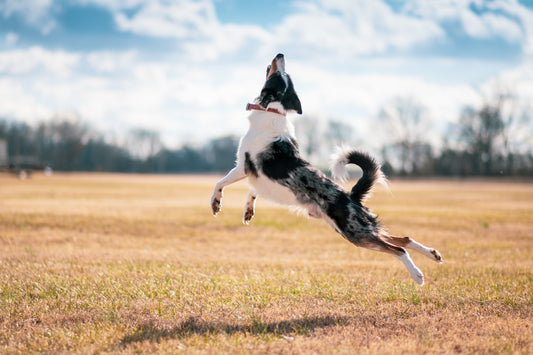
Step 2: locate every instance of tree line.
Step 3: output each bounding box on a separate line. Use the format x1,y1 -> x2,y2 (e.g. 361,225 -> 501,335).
1,91 -> 532,177
0,117 -> 239,174
377,91 -> 532,177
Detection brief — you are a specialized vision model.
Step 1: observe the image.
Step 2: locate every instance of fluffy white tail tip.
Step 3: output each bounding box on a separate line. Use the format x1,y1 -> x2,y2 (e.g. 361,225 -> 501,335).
330,146 -> 351,182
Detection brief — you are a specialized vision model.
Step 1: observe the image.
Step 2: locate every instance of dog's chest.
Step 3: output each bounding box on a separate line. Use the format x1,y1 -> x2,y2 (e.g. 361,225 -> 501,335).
238,112 -> 301,206
239,112 -> 295,156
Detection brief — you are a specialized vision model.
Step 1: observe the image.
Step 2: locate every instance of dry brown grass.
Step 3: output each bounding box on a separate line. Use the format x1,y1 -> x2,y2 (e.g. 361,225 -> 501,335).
0,173 -> 531,354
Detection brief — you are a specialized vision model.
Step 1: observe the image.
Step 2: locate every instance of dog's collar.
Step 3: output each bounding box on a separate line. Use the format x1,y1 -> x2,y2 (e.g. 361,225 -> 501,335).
246,103 -> 286,116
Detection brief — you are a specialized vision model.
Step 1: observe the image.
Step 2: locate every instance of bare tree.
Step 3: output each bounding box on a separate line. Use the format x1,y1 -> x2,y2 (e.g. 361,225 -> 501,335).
34,114 -> 90,170
204,135 -> 239,172
489,87 -> 533,174
325,120 -> 354,147
378,97 -> 433,175
293,115 -> 322,161
458,104 -> 504,175
455,83 -> 533,176
125,128 -> 162,160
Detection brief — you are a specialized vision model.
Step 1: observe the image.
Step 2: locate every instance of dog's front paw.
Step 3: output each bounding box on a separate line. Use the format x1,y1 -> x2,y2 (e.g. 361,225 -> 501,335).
211,190 -> 222,216
431,249 -> 443,263
211,198 -> 221,216
243,207 -> 254,224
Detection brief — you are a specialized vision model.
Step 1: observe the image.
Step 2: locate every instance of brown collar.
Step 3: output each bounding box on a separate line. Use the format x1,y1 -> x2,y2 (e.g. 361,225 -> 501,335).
246,103 -> 286,116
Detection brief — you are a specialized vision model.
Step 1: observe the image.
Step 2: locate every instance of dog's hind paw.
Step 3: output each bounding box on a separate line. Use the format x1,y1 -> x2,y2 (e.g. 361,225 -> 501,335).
411,268 -> 425,286
431,249 -> 443,263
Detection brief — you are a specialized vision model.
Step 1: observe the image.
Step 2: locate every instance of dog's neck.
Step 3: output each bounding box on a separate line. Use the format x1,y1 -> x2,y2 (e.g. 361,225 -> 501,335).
246,101 -> 286,116
247,103 -> 295,138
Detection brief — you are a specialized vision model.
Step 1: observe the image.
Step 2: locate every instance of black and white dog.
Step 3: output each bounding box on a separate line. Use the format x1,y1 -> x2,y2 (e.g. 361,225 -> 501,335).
211,53 -> 442,285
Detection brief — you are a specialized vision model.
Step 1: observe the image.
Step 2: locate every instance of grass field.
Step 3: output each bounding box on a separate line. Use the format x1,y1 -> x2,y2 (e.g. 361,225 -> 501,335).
0,173 -> 531,354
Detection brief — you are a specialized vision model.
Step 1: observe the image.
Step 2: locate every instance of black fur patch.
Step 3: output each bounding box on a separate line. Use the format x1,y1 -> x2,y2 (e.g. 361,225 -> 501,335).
326,193 -> 352,231
353,205 -> 379,227
281,75 -> 302,114
345,150 -> 380,203
244,152 -> 258,177
258,139 -> 307,180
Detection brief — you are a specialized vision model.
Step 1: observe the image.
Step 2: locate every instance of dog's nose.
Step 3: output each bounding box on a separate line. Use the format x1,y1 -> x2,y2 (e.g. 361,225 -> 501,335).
276,53 -> 284,59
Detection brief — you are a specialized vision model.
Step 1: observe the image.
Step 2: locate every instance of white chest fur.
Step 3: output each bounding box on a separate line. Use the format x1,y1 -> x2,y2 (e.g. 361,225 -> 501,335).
238,107 -> 295,158
237,107 -> 300,207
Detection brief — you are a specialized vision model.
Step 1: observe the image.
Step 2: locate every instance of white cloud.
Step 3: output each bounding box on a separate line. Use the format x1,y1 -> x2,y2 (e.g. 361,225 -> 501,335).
107,0 -> 272,61
113,0 -> 217,38
404,0 -> 527,44
0,47 -> 80,76
271,0 -> 445,58
486,0 -> 533,55
0,0 -> 56,34
479,13 -> 523,42
0,78 -> 51,119
182,23 -> 273,61
101,0 -> 446,60
76,0 -> 156,12
85,50 -> 138,73
75,0 -> 533,63
0,0 -> 532,151
482,59 -> 533,100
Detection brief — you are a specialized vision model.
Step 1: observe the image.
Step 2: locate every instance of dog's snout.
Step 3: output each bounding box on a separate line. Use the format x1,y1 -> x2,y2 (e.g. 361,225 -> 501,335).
267,53 -> 286,78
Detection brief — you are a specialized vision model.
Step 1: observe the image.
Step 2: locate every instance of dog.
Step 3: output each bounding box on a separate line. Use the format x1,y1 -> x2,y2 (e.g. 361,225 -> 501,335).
210,53 -> 442,285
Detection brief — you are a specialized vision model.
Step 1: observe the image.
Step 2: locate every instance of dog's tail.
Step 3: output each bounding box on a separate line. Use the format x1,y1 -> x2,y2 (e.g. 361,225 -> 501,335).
330,147 -> 388,203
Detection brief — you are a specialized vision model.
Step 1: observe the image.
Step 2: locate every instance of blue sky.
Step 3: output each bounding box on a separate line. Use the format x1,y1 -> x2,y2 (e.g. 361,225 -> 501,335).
1,0 -> 532,150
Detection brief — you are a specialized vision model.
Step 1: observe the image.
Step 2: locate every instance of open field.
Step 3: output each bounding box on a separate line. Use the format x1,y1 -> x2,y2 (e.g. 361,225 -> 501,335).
0,173 -> 532,354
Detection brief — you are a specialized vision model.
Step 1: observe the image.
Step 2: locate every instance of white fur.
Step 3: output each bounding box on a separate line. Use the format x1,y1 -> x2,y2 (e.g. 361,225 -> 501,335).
275,56 -> 286,74
398,252 -> 424,285
405,239 -> 443,263
330,145 -> 352,182
242,105 -> 301,207
210,104 -> 305,215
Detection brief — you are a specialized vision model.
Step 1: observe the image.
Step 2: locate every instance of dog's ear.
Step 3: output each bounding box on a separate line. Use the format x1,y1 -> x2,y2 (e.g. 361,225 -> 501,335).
266,65 -> 271,79
283,93 -> 302,114
281,76 -> 302,114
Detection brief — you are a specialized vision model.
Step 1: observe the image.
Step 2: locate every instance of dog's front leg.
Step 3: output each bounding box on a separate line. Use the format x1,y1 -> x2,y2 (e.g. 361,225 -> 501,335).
211,166 -> 247,216
243,189 -> 257,224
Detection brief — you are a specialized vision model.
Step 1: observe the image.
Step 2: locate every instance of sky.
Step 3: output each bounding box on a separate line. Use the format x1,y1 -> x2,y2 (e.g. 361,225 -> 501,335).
1,0 -> 532,150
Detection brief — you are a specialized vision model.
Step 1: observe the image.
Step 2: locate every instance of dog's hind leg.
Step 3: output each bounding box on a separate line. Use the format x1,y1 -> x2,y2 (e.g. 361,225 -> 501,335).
356,238 -> 425,285
381,235 -> 442,263
211,166 -> 247,216
243,189 -> 257,224
397,250 -> 425,286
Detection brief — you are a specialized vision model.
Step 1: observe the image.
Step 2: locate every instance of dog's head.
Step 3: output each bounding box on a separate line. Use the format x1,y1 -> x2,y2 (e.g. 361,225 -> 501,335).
256,53 -> 302,114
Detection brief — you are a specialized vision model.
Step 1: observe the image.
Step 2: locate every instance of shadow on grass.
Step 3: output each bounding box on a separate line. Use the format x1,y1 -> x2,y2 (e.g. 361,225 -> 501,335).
121,315 -> 347,345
